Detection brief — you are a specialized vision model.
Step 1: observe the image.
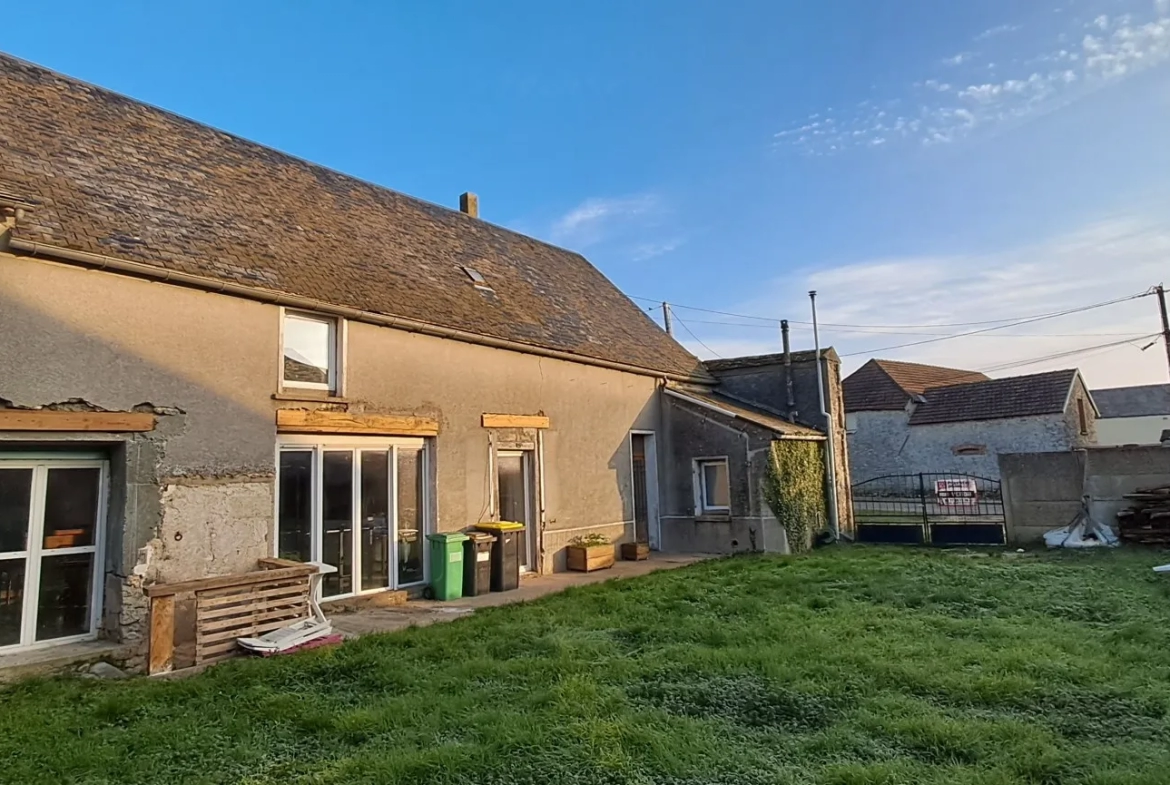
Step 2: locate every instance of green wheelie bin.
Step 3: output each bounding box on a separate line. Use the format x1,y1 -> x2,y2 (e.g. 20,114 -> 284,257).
427,532 -> 469,600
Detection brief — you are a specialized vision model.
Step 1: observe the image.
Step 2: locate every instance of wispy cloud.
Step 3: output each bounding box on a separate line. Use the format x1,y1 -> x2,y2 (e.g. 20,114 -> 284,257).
773,3 -> 1170,155
549,194 -> 658,248
673,216 -> 1168,386
629,238 -> 684,262
975,23 -> 1022,41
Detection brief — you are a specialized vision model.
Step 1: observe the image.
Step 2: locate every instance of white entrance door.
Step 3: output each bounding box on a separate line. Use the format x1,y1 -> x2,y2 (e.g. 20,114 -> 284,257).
0,459 -> 106,651
496,450 -> 536,571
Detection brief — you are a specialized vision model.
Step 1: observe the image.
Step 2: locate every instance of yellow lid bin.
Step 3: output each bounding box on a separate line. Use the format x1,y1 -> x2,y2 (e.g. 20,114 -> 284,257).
474,522 -> 526,591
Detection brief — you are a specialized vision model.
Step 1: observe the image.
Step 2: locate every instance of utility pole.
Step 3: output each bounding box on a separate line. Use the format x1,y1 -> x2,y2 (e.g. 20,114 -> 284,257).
662,302 -> 674,337
1157,284 -> 1170,379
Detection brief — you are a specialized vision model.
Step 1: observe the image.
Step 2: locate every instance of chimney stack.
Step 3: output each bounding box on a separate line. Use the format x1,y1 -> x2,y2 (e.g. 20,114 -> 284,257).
781,319 -> 797,422
459,192 -> 479,218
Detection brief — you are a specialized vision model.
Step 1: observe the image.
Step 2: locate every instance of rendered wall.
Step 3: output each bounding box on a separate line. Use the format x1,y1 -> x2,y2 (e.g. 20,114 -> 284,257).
0,252 -> 666,644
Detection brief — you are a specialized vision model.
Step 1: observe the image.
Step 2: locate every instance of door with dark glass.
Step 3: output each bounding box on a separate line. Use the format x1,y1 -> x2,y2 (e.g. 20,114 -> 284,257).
396,447 -> 425,585
497,451 -> 535,571
320,451 -> 354,597
0,461 -> 105,651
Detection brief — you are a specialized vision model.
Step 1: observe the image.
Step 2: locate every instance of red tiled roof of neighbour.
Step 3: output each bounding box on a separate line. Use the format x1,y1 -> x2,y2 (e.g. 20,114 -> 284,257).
843,359 -> 988,412
0,53 -> 705,380
909,369 -> 1080,425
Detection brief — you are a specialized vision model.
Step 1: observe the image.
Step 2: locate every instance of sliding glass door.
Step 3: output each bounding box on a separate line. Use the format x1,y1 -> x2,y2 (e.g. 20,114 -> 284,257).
0,459 -> 106,651
276,439 -> 429,598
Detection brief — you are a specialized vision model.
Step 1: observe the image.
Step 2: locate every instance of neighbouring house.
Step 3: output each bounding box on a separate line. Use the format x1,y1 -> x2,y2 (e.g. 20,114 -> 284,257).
0,54 -> 847,665
844,359 -> 1097,482
1091,384 -> 1170,446
698,349 -> 853,537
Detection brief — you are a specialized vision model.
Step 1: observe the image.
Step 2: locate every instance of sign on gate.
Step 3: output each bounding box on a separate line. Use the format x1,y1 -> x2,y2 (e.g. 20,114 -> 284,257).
935,478 -> 978,507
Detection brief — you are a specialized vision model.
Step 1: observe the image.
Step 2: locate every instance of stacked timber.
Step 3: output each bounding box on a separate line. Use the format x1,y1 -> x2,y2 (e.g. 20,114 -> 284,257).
1117,485 -> 1170,545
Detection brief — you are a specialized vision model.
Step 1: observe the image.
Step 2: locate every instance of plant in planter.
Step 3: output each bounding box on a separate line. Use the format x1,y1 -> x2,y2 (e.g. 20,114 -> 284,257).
566,533 -> 615,572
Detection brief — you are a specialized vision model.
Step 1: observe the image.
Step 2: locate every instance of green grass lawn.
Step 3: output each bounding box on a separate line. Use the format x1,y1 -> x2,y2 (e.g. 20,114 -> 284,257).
4,548 -> 1170,784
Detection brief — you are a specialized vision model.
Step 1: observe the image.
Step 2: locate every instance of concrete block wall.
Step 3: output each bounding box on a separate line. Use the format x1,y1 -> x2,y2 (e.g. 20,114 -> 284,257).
999,446 -> 1170,544
998,451 -> 1084,544
1083,446 -> 1170,526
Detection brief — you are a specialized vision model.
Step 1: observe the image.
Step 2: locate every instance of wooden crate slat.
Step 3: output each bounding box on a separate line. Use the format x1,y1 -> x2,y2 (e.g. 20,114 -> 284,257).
197,638 -> 248,663
198,601 -> 308,634
198,577 -> 308,601
199,615 -> 304,647
147,565 -> 315,597
197,592 -> 308,622
196,616 -> 306,663
195,587 -> 308,617
197,583 -> 311,611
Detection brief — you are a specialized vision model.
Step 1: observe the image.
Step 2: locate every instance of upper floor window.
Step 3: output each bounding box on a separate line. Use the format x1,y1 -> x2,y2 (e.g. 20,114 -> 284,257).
282,311 -> 339,392
695,457 -> 730,513
1077,397 -> 1088,435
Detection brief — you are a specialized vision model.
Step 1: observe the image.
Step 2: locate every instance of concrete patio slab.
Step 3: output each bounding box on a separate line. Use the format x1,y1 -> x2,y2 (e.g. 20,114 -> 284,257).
330,553 -> 711,639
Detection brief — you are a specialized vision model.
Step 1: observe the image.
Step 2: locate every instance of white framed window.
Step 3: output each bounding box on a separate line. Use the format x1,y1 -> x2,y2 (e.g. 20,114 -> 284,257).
0,458 -> 107,651
275,436 -> 432,599
282,310 -> 340,392
694,457 -> 730,514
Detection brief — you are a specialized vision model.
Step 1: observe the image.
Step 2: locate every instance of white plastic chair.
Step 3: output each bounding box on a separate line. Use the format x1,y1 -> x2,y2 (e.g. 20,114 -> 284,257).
236,562 -> 337,654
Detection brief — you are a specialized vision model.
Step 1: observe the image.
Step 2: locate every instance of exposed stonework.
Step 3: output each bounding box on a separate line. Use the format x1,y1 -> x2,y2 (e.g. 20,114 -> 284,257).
849,409 -> 1080,482
156,477 -> 274,583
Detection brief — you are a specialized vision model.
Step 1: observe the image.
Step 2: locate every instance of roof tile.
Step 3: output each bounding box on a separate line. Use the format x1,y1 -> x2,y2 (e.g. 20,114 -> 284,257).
909,369 -> 1079,425
844,359 -> 988,412
0,53 -> 703,379
1092,384 -> 1170,418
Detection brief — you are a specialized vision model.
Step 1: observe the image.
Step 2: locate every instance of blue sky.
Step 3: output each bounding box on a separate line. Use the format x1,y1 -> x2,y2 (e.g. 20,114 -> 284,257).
4,0 -> 1170,385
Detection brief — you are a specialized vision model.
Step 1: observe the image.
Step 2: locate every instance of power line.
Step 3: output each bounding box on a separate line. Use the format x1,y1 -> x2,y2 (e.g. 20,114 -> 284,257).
838,291 -> 1152,358
630,288 -> 1156,331
673,314 -> 722,359
974,334 -> 1161,374
669,315 -> 1149,339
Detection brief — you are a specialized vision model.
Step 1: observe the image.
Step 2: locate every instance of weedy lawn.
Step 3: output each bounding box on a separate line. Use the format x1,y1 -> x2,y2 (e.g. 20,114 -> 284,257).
2,547 -> 1169,784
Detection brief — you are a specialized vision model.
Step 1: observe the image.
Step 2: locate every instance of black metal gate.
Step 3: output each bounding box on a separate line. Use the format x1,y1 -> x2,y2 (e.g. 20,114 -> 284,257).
851,473 -> 1005,546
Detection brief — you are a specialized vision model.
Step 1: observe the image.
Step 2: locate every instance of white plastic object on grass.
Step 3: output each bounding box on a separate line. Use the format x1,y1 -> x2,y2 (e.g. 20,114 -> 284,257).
1043,496 -> 1119,549
1154,564 -> 1170,574
236,561 -> 337,654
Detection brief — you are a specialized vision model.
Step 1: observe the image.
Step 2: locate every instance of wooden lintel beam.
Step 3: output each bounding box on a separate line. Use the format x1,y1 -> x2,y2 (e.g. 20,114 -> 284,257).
481,413 -> 550,429
0,410 -> 155,432
145,564 -> 317,598
275,409 -> 439,437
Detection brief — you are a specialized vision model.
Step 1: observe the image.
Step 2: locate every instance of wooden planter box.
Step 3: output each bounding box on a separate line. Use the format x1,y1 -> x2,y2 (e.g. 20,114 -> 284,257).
621,542 -> 650,561
566,544 -> 615,572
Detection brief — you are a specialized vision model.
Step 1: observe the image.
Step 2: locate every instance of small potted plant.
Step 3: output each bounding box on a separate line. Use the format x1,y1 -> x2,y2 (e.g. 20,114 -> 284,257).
566,533 -> 615,572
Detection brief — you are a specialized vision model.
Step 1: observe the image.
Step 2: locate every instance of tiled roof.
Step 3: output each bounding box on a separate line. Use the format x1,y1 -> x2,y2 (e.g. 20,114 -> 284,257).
1092,384 -> 1170,418
666,386 -> 825,438
704,348 -> 836,372
0,53 -> 704,380
909,369 -> 1079,425
844,359 -> 988,412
